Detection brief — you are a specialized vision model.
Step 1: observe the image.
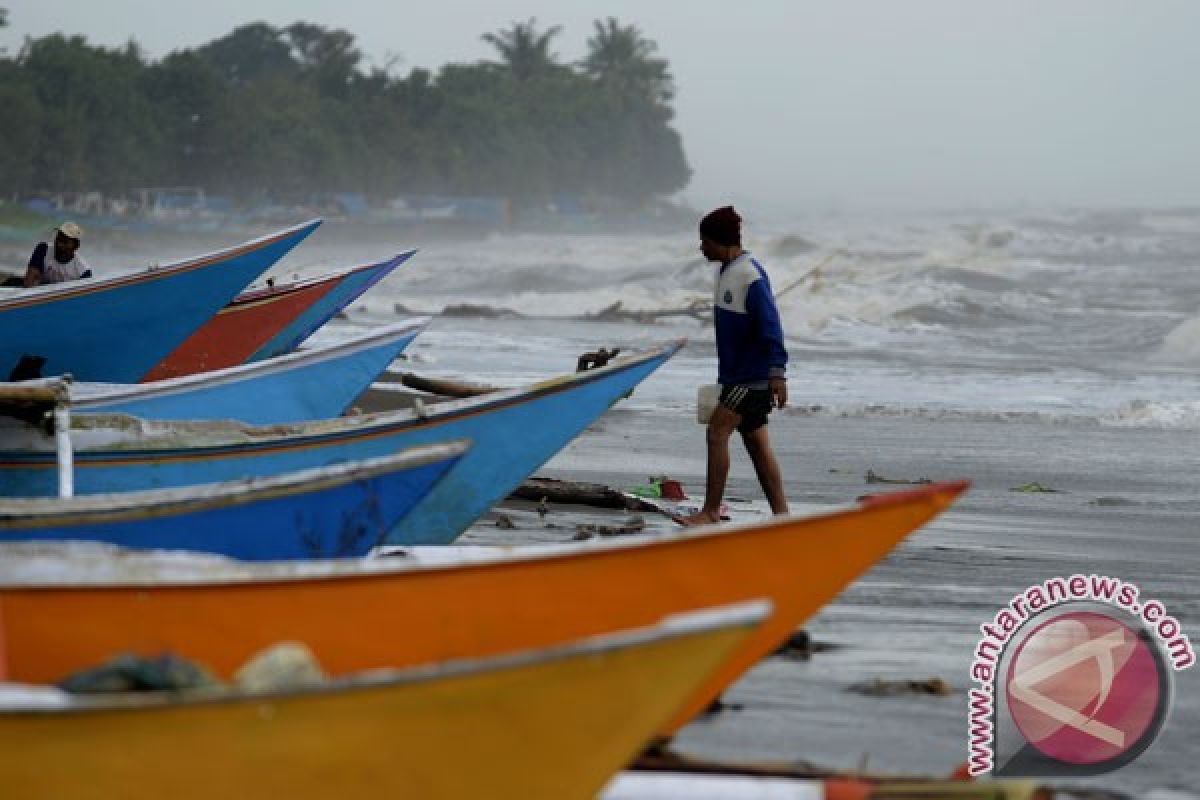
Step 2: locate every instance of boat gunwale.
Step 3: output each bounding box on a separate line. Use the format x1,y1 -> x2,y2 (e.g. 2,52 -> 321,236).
228,249 -> 416,308
0,600 -> 768,714
72,317 -> 431,408
0,339 -> 687,467
0,481 -> 968,589
0,219 -> 324,312
0,440 -> 469,529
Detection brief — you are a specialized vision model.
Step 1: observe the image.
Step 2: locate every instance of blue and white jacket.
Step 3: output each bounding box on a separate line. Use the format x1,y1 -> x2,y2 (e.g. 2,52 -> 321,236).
713,253 -> 788,386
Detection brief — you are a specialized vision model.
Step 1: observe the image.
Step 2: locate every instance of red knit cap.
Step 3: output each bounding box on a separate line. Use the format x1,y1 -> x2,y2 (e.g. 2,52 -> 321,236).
699,206 -> 741,247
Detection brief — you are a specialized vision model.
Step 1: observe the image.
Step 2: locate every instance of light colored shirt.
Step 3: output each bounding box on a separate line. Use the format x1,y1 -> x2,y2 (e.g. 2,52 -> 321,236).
28,241 -> 91,284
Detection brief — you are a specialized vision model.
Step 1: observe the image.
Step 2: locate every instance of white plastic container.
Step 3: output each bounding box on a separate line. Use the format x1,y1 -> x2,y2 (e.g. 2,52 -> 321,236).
697,383 -> 721,424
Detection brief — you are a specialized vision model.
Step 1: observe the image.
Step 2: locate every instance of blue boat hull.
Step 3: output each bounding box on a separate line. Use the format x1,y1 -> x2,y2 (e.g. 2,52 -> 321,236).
78,327 -> 421,425
0,344 -> 681,546
0,221 -> 322,383
0,447 -> 465,561
246,250 -> 414,362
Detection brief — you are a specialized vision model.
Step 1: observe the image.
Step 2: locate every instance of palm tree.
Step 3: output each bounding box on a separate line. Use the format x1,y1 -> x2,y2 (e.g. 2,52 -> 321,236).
481,18 -> 563,81
581,18 -> 674,106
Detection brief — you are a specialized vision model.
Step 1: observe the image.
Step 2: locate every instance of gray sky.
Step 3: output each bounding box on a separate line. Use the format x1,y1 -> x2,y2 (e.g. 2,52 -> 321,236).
4,1 -> 1200,213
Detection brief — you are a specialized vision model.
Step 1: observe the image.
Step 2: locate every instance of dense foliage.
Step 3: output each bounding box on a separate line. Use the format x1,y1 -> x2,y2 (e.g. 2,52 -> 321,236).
0,15 -> 691,204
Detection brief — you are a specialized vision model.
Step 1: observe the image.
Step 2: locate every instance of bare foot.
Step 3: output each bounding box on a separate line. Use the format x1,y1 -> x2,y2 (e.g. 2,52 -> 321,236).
671,510 -> 723,527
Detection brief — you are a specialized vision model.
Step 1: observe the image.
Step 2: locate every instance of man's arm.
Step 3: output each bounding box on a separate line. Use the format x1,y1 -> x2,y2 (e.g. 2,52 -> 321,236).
746,276 -> 789,407
23,242 -> 47,287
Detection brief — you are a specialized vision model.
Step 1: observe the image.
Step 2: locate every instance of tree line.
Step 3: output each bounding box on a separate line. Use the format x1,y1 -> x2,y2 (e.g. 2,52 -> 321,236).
0,14 -> 691,206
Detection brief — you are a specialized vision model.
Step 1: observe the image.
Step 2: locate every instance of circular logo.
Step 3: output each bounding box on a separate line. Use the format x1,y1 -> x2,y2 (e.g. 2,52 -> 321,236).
1005,610 -> 1168,768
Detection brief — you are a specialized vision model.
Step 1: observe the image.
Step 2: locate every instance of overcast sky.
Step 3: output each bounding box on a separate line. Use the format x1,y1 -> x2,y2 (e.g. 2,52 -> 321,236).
4,1 -> 1199,213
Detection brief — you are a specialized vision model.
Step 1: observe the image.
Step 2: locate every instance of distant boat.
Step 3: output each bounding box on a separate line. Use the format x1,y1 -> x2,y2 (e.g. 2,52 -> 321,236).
0,443 -> 466,560
0,603 -> 766,800
0,483 -> 966,736
70,318 -> 428,425
0,342 -> 682,545
0,220 -> 322,383
142,251 -> 415,381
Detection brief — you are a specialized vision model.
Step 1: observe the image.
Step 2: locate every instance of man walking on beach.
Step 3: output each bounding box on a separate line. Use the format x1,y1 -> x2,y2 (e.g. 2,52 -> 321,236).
676,206 -> 790,526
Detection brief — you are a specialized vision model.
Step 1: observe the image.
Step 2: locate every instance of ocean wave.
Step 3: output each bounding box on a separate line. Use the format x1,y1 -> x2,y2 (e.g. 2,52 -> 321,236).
778,400 -> 1200,430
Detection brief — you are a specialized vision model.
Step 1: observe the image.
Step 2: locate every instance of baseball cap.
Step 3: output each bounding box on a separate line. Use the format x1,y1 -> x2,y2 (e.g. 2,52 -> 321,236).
57,222 -> 83,242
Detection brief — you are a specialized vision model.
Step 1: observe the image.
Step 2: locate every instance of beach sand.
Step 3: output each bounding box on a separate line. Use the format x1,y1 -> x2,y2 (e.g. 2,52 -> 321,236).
459,405 -> 1200,797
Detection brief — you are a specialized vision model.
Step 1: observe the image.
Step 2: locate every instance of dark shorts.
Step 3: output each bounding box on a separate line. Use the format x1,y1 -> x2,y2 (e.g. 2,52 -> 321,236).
719,384 -> 773,434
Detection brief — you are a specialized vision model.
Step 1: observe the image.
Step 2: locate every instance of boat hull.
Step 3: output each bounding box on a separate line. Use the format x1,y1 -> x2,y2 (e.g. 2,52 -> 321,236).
75,320 -> 426,425
0,444 -> 465,560
0,344 -> 681,545
141,251 -> 413,381
0,483 -> 966,733
0,606 -> 761,800
0,220 -> 321,383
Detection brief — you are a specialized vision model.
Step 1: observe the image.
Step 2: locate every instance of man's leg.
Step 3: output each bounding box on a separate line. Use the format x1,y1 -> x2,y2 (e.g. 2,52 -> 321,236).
675,405 -> 741,526
741,425 -> 789,514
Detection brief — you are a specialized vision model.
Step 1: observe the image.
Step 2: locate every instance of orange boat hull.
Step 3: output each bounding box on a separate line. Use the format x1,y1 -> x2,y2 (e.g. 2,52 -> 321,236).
141,276 -> 339,381
0,482 -> 966,733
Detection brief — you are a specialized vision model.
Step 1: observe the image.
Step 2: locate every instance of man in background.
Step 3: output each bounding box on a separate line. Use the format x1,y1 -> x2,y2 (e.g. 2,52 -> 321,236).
676,205 -> 790,526
23,222 -> 92,287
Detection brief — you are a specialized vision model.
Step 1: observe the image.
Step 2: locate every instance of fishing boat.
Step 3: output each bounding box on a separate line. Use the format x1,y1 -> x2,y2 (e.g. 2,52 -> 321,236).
0,342 -> 682,545
0,219 -> 322,383
0,603 -> 767,800
70,318 -> 428,424
0,443 -> 466,560
0,482 -> 966,734
142,251 -> 415,381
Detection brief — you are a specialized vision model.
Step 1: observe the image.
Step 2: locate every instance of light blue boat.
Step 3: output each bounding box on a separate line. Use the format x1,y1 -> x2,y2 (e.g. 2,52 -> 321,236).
0,443 -> 468,561
68,318 -> 429,425
0,220 -> 322,383
0,342 -> 683,545
244,250 -> 416,363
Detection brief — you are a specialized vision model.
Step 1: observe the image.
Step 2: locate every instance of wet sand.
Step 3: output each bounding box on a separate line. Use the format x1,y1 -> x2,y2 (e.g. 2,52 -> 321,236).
459,407 -> 1200,797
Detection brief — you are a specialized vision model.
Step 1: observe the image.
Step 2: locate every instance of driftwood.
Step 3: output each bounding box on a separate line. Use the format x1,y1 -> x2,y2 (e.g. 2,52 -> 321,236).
585,300 -> 710,324
865,469 -> 932,485
580,251 -> 845,327
387,372 -> 500,398
633,747 -> 835,781
438,303 -> 525,319
846,677 -> 953,697
772,249 -> 844,300
510,477 -> 661,513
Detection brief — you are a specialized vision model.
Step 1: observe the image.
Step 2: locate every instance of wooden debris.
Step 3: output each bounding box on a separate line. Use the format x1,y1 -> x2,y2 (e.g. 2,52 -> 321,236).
572,516 -> 646,540
439,303 -> 525,319
865,469 -> 932,485
389,372 -> 499,398
584,300 -> 710,324
699,696 -> 744,716
846,677 -> 953,697
773,250 -> 845,300
510,477 -> 661,512
771,629 -> 840,660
